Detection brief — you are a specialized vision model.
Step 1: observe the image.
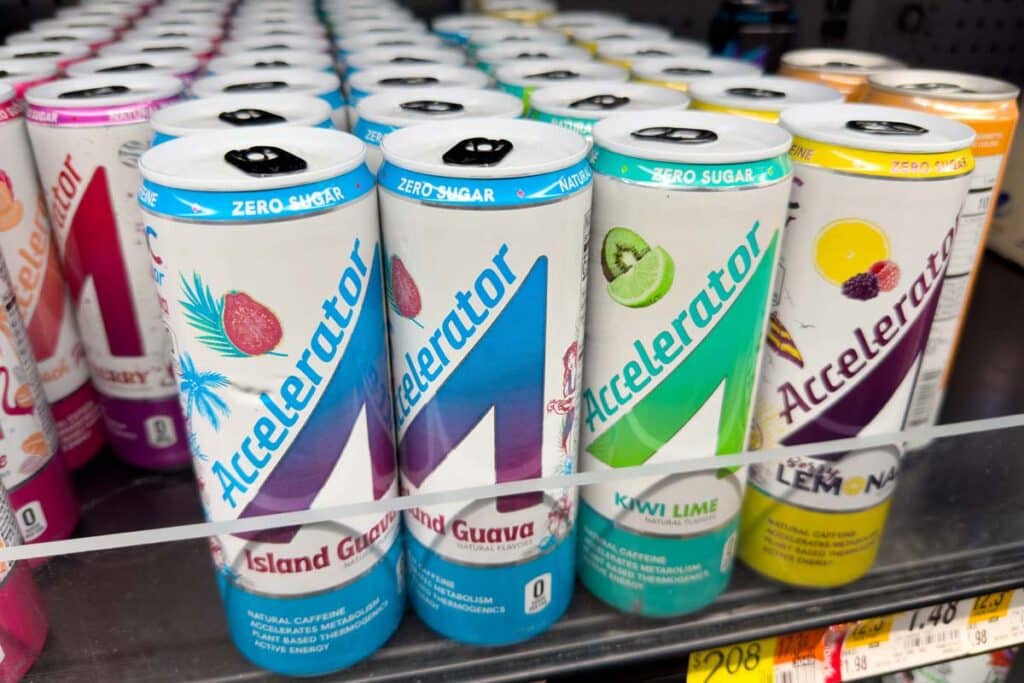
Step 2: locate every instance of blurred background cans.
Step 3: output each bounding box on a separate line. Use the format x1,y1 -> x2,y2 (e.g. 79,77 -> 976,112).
708,0 -> 797,73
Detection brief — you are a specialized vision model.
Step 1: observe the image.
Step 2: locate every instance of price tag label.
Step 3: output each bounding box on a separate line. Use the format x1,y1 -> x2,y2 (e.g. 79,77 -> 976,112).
840,617 -> 896,680
966,590 -> 1023,652
774,629 -> 828,683
687,638 -> 776,683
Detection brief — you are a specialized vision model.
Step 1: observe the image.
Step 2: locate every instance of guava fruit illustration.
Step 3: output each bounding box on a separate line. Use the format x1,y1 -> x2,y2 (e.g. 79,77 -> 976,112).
601,226 -> 650,281
223,291 -> 283,355
387,255 -> 423,326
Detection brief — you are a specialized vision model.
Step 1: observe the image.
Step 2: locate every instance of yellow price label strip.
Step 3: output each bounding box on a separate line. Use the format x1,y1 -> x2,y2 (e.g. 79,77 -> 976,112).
844,616 -> 895,649
970,591 -> 1014,624
687,638 -> 776,683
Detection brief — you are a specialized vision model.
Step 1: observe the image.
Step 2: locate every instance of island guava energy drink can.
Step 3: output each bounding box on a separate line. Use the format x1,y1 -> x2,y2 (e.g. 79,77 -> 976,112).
690,75 -> 844,122
431,14 -> 516,45
25,74 -> 191,471
377,119 -> 591,644
594,38 -> 709,71
205,50 -> 335,76
138,127 -> 402,677
494,59 -> 629,111
475,42 -> 592,76
631,56 -> 762,93
67,54 -> 202,83
0,84 -> 105,471
0,484 -> 49,683
864,71 -> 1019,446
739,103 -> 976,588
528,81 -> 689,146
779,49 -> 905,102
346,65 -> 490,128
577,112 -> 792,616
354,87 -> 522,172
151,93 -> 333,145
0,249 -> 79,554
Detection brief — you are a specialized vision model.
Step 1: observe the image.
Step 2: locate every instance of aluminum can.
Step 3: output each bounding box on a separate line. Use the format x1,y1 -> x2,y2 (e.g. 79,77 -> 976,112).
596,38 -> 710,70
0,44 -> 92,74
205,50 -> 334,75
67,54 -> 201,82
191,68 -> 345,130
780,48 -> 906,102
475,42 -> 591,75
432,14 -> 516,45
574,24 -> 673,55
495,59 -> 628,110
690,75 -> 843,122
631,56 -> 762,92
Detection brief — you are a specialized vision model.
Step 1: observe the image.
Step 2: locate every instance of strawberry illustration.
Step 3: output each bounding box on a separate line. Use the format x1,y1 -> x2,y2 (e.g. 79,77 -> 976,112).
222,291 -> 283,355
388,255 -> 422,321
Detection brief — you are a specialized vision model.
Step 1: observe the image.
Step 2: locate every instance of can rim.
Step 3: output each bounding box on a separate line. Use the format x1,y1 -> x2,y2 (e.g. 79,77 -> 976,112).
530,81 -> 690,119
0,42 -> 91,61
348,64 -> 490,95
151,93 -> 333,137
631,56 -> 762,84
432,13 -> 517,33
191,68 -> 341,99
344,46 -> 466,72
25,73 -> 184,109
334,20 -> 429,40
476,41 -> 589,64
689,75 -> 844,112
219,36 -> 331,55
0,59 -> 59,83
0,83 -> 15,109
99,37 -> 214,57
494,59 -> 628,88
466,26 -> 567,48
595,38 -> 709,60
66,54 -> 200,78
205,51 -> 334,73
125,25 -> 224,40
573,24 -> 672,43
336,33 -> 443,54
867,68 -> 1021,102
7,27 -> 115,45
356,86 -> 522,127
781,48 -> 905,74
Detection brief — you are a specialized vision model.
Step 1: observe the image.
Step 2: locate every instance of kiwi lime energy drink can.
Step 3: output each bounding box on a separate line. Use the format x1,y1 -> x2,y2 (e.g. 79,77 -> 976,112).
740,104 -> 975,588
631,56 -> 761,93
138,128 -> 402,676
864,71 -> 1019,445
25,74 -> 190,470
150,94 -> 333,145
578,112 -> 792,616
378,119 -> 591,644
354,87 -> 522,172
690,75 -> 843,122
495,59 -> 628,111
779,49 -> 905,102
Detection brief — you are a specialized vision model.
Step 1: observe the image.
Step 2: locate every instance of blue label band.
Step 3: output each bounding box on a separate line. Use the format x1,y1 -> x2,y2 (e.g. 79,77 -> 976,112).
435,29 -> 468,45
319,89 -> 345,110
353,117 -> 398,148
139,165 -> 376,222
377,159 -> 591,207
151,118 -> 334,147
349,87 -> 370,105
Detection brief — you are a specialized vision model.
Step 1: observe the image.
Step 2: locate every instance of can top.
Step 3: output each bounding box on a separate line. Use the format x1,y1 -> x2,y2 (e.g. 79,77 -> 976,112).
0,42 -> 91,63
432,13 -> 516,36
632,56 -> 762,86
0,59 -> 59,85
337,33 -> 444,55
220,36 -> 331,55
151,93 -> 333,137
58,3 -> 139,19
32,17 -> 123,33
25,73 -> 183,109
476,42 -> 591,66
191,68 -> 341,100
6,27 -> 114,46
540,11 -> 627,32
781,103 -> 976,153
593,110 -> 792,164
126,24 -> 224,41
67,54 -> 200,78
348,64 -> 490,96
530,81 -> 689,119
231,20 -> 328,35
232,12 -> 322,25
573,24 -> 672,44
596,38 -> 709,61
467,26 -> 567,49
867,68 -> 1021,102
99,37 -> 214,57
381,117 -> 587,178
357,86 -> 522,126
781,48 -> 905,75
345,46 -> 466,72
139,125 -> 366,193
495,59 -> 628,88
690,75 -> 843,112
205,50 -> 334,74
334,20 -> 428,39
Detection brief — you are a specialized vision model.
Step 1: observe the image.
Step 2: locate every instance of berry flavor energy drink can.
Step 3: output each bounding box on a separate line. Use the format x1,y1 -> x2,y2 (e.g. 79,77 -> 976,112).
578,112 -> 792,616
779,49 -> 905,102
150,94 -> 333,145
139,127 -> 403,677
740,104 -> 975,588
0,84 -> 104,471
0,483 -> 49,683
25,75 -> 190,471
690,75 -> 843,122
378,119 -> 592,645
864,71 -> 1020,445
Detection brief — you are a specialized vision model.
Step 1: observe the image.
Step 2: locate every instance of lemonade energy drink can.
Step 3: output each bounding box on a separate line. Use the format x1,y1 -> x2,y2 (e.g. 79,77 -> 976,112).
578,112 -> 792,616
378,119 -> 592,644
779,49 -> 905,102
739,104 -> 975,588
630,56 -> 761,92
139,128 -> 403,676
690,75 -> 843,122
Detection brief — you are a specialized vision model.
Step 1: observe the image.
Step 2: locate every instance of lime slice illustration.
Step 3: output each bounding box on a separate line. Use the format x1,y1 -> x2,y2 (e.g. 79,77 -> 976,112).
607,246 -> 675,308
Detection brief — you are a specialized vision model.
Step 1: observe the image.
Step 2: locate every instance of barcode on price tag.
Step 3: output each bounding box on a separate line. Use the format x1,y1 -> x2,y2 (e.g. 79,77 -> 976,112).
687,638 -> 776,683
773,629 -> 827,683
966,590 -> 1023,652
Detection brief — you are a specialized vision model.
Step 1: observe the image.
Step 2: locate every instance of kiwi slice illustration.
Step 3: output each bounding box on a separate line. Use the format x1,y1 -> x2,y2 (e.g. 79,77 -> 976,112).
601,226 -> 650,281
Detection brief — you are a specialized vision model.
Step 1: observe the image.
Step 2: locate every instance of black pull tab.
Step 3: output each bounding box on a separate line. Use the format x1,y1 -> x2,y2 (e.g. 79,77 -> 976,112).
265,29 -> 299,36
597,33 -> 631,40
58,85 -> 131,99
400,100 -> 465,114
44,35 -> 77,42
378,76 -> 439,86
570,94 -> 630,110
218,108 -> 288,126
846,120 -> 929,135
499,35 -> 532,42
262,18 -> 286,24
377,40 -> 415,47
630,126 -> 718,144
251,44 -> 290,51
97,62 -> 155,73
515,51 -> 550,59
15,50 -> 61,58
899,81 -> 974,94
663,66 -> 712,76
223,80 -> 288,93
636,49 -> 671,56
725,87 -> 786,99
442,137 -> 513,166
224,146 -> 307,176
526,69 -> 580,80
142,45 -> 188,52
367,27 -> 401,33
252,60 -> 292,68
389,56 -> 435,64
155,31 -> 190,38
822,60 -> 860,68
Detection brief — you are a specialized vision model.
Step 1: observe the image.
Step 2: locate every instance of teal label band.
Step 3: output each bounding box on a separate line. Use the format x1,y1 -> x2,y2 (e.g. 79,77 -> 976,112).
353,117 -> 398,147
529,109 -> 595,137
589,146 -> 792,189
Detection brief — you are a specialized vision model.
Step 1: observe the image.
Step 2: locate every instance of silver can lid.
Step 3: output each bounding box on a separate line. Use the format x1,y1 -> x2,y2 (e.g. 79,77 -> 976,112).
25,73 -> 183,109
530,81 -> 689,119
596,38 -> 709,61
690,75 -> 843,112
151,94 -> 332,138
227,22 -> 329,39
540,11 -> 627,33
593,110 -> 792,164
381,117 -> 587,179
67,54 -> 200,79
781,103 -> 976,153
349,64 -> 490,96
334,20 -> 428,40
205,51 -> 334,75
0,59 -> 59,85
357,86 -> 521,126
0,42 -> 90,64
432,14 -> 517,37
99,37 -> 214,58
337,33 -> 443,55
345,46 -> 466,72
781,48 -> 905,74
476,42 -> 591,67
191,68 -> 341,100
632,56 -> 761,86
495,59 -> 628,89
466,26 -> 567,50
6,27 -> 114,46
124,25 -> 224,42
867,68 -> 1020,102
574,24 -> 672,44
32,17 -> 124,33
219,36 -> 331,55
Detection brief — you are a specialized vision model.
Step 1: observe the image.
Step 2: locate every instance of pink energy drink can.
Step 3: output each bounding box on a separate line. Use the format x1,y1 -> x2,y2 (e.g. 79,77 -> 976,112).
25,74 -> 191,471
0,247 -> 78,557
0,484 -> 48,682
0,85 -> 105,471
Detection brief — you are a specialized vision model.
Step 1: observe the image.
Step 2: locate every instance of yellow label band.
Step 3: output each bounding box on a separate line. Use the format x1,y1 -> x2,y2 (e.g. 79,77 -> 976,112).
790,136 -> 975,179
633,75 -> 689,92
969,591 -> 1014,623
844,616 -> 894,649
691,100 -> 780,122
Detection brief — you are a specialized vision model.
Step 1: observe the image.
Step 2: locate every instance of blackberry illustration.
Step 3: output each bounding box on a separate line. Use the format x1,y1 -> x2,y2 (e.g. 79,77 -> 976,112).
841,272 -> 880,300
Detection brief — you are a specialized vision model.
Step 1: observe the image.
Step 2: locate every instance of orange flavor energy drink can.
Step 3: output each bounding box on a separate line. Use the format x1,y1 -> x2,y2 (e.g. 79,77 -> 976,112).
779,49 -> 905,102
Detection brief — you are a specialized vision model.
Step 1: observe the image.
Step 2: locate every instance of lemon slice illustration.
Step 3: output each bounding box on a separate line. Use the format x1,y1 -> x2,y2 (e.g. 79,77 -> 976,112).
608,246 -> 675,308
814,218 -> 889,285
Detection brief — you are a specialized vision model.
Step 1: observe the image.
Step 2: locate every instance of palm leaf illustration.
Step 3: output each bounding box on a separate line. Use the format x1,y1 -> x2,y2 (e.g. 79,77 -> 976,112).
180,273 -> 247,358
179,353 -> 231,431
